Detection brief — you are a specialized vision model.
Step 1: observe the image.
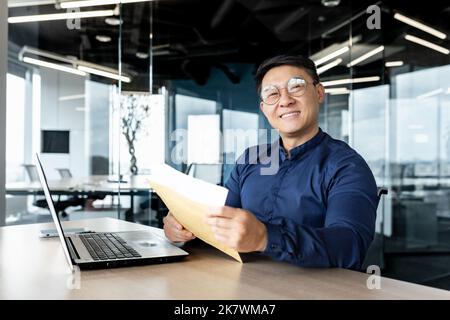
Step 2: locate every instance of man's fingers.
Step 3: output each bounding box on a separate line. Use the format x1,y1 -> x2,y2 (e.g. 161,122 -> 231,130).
206,206 -> 235,219
164,212 -> 196,242
213,234 -> 232,247
166,228 -> 195,242
165,213 -> 183,230
204,216 -> 233,229
210,226 -> 230,238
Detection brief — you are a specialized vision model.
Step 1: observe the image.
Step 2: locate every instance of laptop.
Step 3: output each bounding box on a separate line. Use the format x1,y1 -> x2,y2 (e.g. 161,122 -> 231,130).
34,153 -> 188,271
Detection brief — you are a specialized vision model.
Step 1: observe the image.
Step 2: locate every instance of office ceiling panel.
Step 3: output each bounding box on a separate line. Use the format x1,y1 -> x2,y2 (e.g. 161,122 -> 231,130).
7,0 -> 450,89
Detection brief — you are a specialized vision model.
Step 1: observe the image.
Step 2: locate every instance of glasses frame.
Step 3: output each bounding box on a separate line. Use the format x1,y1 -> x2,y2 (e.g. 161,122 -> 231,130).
260,77 -> 319,105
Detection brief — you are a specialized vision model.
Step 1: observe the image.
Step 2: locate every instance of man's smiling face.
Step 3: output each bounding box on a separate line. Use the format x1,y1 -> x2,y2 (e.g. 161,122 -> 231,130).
259,65 -> 324,139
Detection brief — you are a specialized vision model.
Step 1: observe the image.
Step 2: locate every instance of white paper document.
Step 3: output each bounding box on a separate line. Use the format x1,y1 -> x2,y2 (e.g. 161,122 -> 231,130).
147,164 -> 242,262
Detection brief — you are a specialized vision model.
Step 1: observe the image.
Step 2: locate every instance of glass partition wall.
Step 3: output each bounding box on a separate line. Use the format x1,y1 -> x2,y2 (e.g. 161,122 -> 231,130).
4,0 -> 450,290
6,0 -> 125,224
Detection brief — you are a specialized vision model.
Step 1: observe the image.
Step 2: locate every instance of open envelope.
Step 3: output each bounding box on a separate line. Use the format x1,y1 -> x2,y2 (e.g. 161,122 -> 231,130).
147,165 -> 242,262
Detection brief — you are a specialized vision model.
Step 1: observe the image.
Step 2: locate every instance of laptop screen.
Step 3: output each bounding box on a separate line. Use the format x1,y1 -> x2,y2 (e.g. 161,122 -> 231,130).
35,153 -> 74,272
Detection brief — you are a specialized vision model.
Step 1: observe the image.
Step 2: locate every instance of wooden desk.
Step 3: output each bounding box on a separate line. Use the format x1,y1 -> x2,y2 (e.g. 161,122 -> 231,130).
1,218 -> 449,300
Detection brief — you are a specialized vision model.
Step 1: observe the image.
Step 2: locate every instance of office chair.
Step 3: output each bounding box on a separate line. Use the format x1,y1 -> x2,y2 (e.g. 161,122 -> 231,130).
23,164 -> 48,210
55,168 -> 106,211
185,162 -> 223,185
23,164 -> 81,217
362,187 -> 389,271
56,168 -> 72,178
377,187 -> 388,199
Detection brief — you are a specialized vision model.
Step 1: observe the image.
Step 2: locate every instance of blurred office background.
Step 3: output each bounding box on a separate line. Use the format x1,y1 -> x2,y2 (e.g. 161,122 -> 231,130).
0,0 -> 449,290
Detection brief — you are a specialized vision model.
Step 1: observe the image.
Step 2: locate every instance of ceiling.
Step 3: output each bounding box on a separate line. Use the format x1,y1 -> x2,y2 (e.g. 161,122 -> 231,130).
7,0 -> 450,90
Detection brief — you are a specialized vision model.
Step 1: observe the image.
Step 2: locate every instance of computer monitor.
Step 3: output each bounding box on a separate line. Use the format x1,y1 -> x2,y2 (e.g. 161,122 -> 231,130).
41,130 -> 70,154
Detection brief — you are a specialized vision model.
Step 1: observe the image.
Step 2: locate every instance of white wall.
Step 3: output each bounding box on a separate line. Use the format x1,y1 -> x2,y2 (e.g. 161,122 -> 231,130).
39,69 -> 87,179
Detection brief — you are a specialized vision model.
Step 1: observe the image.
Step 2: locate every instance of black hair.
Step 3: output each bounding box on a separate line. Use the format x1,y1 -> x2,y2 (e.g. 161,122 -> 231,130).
255,55 -> 320,95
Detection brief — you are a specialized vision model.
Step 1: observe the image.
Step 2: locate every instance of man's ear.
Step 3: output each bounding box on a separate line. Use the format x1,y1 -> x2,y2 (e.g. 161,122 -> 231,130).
316,83 -> 325,103
259,101 -> 265,113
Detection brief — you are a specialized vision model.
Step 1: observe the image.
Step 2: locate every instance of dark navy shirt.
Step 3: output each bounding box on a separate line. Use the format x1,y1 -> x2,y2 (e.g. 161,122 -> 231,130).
224,128 -> 378,270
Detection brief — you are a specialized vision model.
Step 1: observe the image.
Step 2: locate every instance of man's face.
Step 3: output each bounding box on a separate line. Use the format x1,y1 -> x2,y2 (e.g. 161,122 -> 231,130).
259,65 -> 324,138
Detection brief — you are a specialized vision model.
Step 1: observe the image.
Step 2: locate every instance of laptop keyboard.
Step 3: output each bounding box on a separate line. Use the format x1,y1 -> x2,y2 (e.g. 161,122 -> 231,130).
79,233 -> 142,261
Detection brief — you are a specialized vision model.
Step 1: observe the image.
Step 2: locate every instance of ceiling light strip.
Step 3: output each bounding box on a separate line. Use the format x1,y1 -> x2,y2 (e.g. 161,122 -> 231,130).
314,46 -> 349,66
417,88 -> 443,99
385,61 -> 404,67
347,45 -> 384,67
404,34 -> 449,55
317,58 -> 342,75
60,0 -> 153,9
77,65 -> 131,83
59,94 -> 85,101
8,9 -> 115,23
325,87 -> 351,95
23,57 -> 87,76
394,13 -> 446,40
322,76 -> 381,87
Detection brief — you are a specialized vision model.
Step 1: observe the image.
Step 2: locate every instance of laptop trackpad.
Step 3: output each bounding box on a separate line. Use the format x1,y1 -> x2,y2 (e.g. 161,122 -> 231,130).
136,240 -> 158,248
117,230 -> 180,255
116,230 -> 188,257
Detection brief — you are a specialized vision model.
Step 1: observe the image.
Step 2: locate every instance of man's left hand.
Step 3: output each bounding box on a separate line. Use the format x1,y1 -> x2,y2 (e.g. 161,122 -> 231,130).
205,206 -> 268,253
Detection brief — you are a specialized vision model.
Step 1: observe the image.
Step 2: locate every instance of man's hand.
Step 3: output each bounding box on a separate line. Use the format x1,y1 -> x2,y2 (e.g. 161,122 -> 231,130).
163,211 -> 196,243
205,206 -> 268,253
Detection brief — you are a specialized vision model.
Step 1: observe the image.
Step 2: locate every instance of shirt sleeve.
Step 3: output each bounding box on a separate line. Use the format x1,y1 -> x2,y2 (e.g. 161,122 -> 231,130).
224,158 -> 243,208
262,152 -> 379,270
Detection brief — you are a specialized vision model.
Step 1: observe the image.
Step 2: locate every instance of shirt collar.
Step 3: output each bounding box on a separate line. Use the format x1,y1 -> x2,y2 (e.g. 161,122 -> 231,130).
277,127 -> 325,161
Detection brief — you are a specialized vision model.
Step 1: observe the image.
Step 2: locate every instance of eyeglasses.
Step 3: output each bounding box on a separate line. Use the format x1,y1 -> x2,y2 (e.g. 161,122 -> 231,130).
260,77 -> 319,105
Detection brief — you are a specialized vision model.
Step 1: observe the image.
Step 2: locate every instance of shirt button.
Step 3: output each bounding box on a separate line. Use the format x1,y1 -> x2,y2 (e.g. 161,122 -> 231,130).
271,244 -> 277,250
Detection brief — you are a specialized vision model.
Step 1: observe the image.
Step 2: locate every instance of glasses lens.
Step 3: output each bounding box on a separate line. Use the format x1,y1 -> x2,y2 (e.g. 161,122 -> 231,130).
287,77 -> 307,96
261,85 -> 280,104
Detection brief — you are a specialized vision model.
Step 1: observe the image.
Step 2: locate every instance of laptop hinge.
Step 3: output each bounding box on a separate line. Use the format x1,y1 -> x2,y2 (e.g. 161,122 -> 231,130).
66,236 -> 81,260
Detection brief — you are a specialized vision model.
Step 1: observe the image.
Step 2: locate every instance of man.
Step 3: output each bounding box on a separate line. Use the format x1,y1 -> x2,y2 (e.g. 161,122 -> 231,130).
163,55 -> 379,270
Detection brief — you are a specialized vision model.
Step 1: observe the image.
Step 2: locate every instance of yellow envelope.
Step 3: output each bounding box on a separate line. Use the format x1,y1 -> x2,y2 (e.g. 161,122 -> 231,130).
149,180 -> 242,262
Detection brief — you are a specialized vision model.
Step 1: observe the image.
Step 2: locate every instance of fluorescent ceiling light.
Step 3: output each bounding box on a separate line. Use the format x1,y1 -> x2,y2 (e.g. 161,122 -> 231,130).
417,88 -> 443,100
447,87 -> 450,94
19,46 -> 133,83
347,45 -> 384,67
136,52 -> 149,59
385,61 -> 404,67
394,13 -> 447,40
322,76 -> 380,87
8,9 -> 115,23
95,35 -> 112,43
105,17 -> 122,26
405,34 -> 449,55
77,65 -> 131,83
314,46 -> 349,66
23,57 -> 86,76
59,94 -> 85,101
8,0 -> 55,7
325,87 -> 350,95
60,0 -> 153,8
317,58 -> 342,75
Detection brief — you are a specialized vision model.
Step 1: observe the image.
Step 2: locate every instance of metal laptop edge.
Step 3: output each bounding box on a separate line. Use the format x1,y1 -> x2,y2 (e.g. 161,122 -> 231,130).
34,153 -> 188,270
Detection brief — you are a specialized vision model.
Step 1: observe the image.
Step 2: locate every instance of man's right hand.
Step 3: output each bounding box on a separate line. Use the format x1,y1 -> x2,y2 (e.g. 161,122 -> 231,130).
163,212 -> 196,243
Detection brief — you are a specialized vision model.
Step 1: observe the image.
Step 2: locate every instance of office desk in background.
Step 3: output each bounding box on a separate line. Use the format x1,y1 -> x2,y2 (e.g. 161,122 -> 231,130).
0,218 -> 449,300
5,175 -> 163,221
5,174 -> 153,197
